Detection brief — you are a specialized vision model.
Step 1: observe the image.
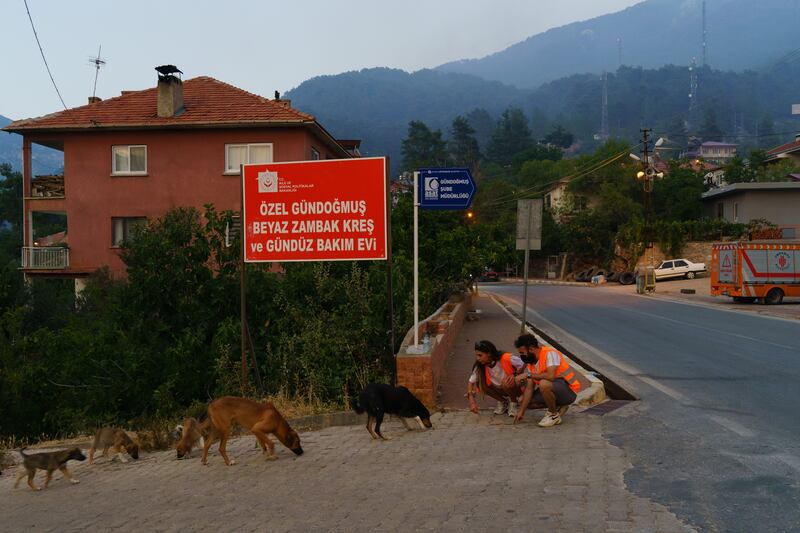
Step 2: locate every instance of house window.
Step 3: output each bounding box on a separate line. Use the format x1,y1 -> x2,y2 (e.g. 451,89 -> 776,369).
311,147 -> 320,160
225,143 -> 273,174
112,145 -> 147,175
544,193 -> 552,209
112,217 -> 147,247
716,203 -> 724,219
733,202 -> 739,222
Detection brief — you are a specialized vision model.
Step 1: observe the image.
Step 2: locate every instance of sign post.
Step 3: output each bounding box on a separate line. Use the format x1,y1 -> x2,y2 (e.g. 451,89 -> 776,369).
412,168 -> 476,352
240,157 -> 388,385
516,199 -> 543,333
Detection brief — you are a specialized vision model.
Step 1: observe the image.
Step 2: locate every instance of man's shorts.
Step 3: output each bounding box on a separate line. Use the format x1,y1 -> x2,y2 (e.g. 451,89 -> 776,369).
532,378 -> 577,406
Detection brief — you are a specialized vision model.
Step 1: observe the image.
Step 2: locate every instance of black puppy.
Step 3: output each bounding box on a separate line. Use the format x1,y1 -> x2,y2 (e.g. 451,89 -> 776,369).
354,383 -> 433,440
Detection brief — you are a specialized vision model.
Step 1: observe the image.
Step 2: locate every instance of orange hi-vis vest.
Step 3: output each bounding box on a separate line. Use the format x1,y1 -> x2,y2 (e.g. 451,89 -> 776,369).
528,346 -> 581,393
485,352 -> 515,385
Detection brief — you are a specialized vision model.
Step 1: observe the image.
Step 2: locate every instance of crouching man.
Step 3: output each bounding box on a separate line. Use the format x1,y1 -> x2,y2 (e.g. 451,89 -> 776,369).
512,334 -> 582,427
467,340 -> 526,417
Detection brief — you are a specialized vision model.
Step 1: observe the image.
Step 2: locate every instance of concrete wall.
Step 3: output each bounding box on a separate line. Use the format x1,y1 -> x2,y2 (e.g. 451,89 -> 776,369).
26,127 -> 336,276
396,293 -> 471,408
635,241 -> 714,268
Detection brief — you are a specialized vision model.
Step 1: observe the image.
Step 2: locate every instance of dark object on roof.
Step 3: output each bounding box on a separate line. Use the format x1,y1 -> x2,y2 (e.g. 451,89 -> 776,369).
155,65 -> 183,78
275,90 -> 280,100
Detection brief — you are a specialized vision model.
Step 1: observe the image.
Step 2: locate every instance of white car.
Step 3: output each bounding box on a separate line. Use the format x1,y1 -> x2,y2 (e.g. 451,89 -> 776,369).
654,258 -> 707,280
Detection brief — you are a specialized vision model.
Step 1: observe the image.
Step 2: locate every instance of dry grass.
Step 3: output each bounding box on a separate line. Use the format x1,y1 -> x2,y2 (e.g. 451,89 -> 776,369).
262,388 -> 346,420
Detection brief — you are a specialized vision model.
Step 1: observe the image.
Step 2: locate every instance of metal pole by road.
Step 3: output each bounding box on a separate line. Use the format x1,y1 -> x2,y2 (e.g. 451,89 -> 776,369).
385,158 -> 396,384
239,165 -> 249,390
413,170 -> 420,349
520,206 -> 531,333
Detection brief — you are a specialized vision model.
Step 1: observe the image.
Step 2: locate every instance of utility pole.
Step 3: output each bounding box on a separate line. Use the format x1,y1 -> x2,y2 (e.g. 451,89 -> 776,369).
636,128 -> 660,293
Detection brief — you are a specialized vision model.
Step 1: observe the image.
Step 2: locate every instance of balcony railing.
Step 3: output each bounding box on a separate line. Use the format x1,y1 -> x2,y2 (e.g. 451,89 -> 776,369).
21,247 -> 69,269
31,175 -> 65,197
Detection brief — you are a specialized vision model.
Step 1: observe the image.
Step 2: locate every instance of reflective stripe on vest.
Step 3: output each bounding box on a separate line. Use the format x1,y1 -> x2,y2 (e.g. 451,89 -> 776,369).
485,352 -> 515,385
532,347 -> 581,393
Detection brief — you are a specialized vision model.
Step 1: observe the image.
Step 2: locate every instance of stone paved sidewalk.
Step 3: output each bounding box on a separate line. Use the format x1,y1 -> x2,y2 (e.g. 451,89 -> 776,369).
1,410 -> 693,532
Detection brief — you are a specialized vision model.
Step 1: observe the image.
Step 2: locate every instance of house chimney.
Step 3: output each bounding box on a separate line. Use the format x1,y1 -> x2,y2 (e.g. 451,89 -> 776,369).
155,65 -> 184,118
87,96 -> 102,104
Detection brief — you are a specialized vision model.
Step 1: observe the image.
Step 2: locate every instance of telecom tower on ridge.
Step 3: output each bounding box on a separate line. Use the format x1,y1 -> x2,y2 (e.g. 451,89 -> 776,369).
600,71 -> 610,141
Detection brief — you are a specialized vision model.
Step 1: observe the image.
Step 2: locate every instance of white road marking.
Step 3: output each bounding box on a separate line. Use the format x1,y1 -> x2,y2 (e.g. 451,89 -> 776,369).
708,415 -> 755,438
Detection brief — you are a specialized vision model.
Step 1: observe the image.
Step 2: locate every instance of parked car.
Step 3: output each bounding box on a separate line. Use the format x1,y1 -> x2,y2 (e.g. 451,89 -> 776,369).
653,258 -> 707,280
479,269 -> 499,282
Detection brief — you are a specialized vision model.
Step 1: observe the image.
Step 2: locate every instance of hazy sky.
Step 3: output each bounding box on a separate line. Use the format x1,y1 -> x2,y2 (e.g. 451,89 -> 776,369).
2,0 -> 640,119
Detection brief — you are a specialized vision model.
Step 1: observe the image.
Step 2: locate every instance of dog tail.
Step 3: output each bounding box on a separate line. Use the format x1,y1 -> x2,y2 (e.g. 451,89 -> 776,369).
351,394 -> 365,414
19,447 -> 28,457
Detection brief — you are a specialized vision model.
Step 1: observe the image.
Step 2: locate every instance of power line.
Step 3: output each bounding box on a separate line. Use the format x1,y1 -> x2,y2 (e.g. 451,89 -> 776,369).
23,0 -> 67,110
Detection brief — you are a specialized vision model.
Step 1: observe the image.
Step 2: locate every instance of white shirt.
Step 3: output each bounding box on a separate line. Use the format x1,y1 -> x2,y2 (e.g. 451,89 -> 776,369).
469,354 -> 525,386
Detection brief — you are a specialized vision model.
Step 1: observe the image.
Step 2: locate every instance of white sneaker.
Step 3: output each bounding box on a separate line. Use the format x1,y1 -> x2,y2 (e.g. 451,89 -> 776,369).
558,405 -> 569,417
538,412 -> 562,427
493,400 -> 508,415
508,402 -> 519,418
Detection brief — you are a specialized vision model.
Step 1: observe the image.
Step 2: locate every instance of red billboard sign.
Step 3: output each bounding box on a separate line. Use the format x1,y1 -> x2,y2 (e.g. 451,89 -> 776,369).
242,157 -> 387,262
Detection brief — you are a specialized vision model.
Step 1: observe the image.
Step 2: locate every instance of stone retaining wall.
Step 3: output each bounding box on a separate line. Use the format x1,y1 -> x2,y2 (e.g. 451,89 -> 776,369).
396,293 -> 472,408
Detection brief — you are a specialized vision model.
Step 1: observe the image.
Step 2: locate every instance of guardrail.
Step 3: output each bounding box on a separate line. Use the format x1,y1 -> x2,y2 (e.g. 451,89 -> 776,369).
21,246 -> 69,269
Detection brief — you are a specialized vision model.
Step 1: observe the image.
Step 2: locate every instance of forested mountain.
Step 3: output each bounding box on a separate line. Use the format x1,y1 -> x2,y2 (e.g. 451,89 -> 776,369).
0,115 -> 63,175
437,0 -> 800,88
287,61 -> 800,174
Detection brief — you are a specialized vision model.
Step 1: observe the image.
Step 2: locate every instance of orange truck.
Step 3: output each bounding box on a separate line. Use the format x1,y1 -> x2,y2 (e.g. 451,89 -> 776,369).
711,241 -> 800,304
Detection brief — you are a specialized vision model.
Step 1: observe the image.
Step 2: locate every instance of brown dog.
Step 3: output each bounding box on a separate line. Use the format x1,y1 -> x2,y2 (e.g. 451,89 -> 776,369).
201,396 -> 303,466
175,417 -> 208,459
15,447 -> 86,491
88,428 -> 140,464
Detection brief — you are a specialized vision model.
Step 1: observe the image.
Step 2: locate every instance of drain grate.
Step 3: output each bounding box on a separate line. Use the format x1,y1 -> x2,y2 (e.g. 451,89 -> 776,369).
582,400 -> 631,416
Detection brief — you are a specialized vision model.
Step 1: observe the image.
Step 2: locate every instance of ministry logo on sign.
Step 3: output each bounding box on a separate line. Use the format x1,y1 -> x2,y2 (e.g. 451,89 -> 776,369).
257,171 -> 278,193
424,177 -> 439,200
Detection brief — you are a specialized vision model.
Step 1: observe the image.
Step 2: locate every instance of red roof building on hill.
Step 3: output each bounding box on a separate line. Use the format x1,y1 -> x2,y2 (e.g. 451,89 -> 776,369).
3,70 -> 357,285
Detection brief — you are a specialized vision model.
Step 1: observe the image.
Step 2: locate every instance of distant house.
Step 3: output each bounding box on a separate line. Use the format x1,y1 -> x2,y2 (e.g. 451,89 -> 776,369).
701,182 -> 800,239
681,159 -> 725,186
764,135 -> 800,165
3,68 -> 355,287
543,179 -> 599,220
698,141 -> 737,165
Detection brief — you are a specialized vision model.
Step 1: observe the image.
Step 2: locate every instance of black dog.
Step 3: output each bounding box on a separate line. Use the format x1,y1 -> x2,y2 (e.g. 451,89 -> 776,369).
353,383 -> 432,440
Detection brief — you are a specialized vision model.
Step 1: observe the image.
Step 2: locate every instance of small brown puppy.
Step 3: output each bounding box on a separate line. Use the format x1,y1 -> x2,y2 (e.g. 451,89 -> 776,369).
15,447 -> 86,491
201,396 -> 303,466
88,428 -> 139,464
175,417 -> 208,459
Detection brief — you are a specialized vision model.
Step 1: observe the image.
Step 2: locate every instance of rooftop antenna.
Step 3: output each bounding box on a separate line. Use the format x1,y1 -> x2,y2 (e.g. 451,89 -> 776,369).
88,45 -> 106,99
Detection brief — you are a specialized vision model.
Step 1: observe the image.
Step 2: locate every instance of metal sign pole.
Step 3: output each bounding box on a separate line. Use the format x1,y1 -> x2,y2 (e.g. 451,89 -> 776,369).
385,159 -> 396,384
520,206 -> 531,333
239,164 -> 249,390
413,171 -> 420,349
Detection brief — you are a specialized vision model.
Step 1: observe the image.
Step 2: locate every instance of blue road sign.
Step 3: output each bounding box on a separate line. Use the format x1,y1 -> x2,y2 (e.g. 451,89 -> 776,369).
417,168 -> 476,210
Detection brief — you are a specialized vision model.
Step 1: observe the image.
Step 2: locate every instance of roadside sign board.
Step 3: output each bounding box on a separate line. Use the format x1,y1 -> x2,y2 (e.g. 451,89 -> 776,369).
242,157 -> 387,262
417,168 -> 476,210
516,199 -> 542,250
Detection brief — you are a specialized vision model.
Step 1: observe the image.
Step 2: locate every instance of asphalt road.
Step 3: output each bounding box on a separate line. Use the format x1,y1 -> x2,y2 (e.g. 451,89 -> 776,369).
484,282 -> 800,533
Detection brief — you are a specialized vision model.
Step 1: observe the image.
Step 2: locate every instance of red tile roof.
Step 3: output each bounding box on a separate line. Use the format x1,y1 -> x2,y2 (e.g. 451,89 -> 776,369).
3,77 -> 316,132
766,139 -> 800,157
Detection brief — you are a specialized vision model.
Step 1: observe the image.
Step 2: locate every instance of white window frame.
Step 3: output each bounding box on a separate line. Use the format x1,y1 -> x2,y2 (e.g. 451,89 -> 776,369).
224,143 -> 273,174
311,147 -> 320,160
111,145 -> 147,175
111,217 -> 147,247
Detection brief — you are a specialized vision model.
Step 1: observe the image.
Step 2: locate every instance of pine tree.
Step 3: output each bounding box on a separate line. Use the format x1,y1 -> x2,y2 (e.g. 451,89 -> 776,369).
486,108 -> 533,166
448,116 -> 481,171
401,121 -> 448,171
